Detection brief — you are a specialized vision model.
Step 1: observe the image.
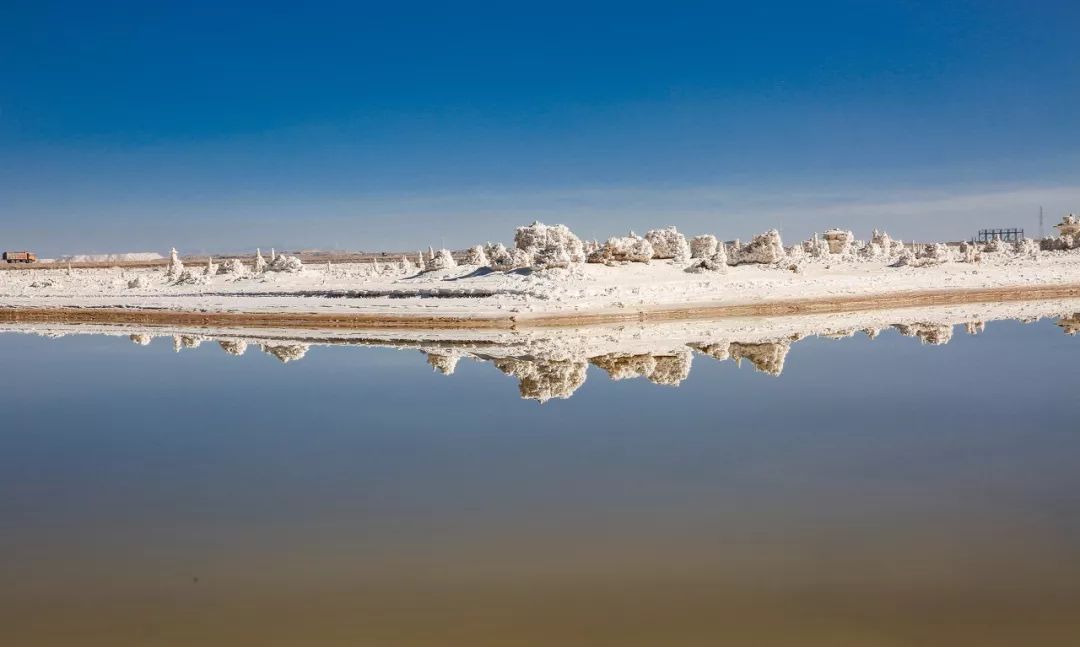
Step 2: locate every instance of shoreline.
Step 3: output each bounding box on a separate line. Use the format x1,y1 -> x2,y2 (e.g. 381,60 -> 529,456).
4,283 -> 1080,330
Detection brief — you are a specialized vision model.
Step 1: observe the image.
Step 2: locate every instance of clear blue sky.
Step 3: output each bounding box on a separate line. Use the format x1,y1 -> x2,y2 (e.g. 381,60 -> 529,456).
2,0 -> 1078,255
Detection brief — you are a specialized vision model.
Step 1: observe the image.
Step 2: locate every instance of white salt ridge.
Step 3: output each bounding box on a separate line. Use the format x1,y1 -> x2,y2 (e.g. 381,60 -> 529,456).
2,223 -> 1080,321
57,252 -> 165,263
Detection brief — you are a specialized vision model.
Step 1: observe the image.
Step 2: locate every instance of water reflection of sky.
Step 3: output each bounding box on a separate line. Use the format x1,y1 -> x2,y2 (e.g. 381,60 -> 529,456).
2,317 -> 1079,645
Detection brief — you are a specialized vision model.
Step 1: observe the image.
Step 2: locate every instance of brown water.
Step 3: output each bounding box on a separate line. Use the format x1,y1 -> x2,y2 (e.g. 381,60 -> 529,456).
2,316 -> 1079,645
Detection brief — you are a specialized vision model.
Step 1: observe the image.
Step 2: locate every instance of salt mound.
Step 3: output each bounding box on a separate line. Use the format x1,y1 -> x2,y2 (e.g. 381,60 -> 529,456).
916,243 -> 952,265
174,269 -> 207,285
425,249 -> 457,272
268,254 -> 304,273
587,233 -> 654,264
254,249 -> 267,273
514,222 -> 586,268
802,234 -> 831,258
685,255 -> 726,273
823,229 -> 855,255
1013,238 -> 1039,258
689,234 -> 718,259
870,229 -> 903,257
217,258 -> 247,275
127,275 -> 152,289
982,236 -> 1007,253
166,248 -> 184,279
958,241 -> 980,263
129,333 -> 152,346
644,227 -> 691,263
485,243 -> 531,271
730,229 -> 785,265
462,245 -> 488,267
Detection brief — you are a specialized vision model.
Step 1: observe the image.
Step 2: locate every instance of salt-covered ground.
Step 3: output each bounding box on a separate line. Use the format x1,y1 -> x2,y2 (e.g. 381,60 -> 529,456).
3,224 -> 1080,324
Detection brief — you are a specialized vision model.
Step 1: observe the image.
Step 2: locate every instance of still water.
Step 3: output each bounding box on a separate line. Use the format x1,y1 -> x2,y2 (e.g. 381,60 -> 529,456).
2,308 -> 1079,646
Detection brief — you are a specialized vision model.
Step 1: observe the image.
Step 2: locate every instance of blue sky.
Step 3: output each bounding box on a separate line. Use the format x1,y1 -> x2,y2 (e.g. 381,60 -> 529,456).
2,0 -> 1078,255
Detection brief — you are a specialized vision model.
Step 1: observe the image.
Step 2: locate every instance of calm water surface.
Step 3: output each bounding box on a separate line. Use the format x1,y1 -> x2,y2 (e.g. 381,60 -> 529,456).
2,315 -> 1079,645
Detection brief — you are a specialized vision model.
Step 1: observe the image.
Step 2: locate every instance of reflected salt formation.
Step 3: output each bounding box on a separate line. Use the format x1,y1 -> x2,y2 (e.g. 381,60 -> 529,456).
260,343 -> 310,363
218,339 -> 248,356
1060,314 -> 1080,335
6,298 -> 1080,402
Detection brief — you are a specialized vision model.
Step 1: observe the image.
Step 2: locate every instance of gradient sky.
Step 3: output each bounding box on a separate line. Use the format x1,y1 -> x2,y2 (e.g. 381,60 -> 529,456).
2,0 -> 1079,256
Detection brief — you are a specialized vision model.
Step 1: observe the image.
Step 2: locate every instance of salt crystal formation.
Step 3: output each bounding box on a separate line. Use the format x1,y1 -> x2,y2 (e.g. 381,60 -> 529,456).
689,234 -> 718,259
729,229 -> 785,265
514,222 -> 586,269
127,275 -> 151,289
425,249 -> 457,272
174,269 -> 207,285
1013,238 -> 1039,258
253,249 -> 267,273
982,236 -> 1007,253
129,333 -> 152,346
485,242 -> 533,271
959,241 -> 980,263
217,258 -> 247,275
166,248 -> 184,279
462,245 -> 488,267
644,227 -> 691,263
823,228 -> 855,255
587,233 -> 654,264
916,243 -> 953,265
684,248 -> 726,273
803,233 -> 831,258
869,229 -> 903,257
268,254 -> 304,273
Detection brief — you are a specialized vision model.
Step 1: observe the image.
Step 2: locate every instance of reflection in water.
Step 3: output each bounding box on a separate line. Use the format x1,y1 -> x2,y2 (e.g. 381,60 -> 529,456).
3,301 -> 1080,403
4,300 -> 1080,646
1061,314 -> 1080,335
